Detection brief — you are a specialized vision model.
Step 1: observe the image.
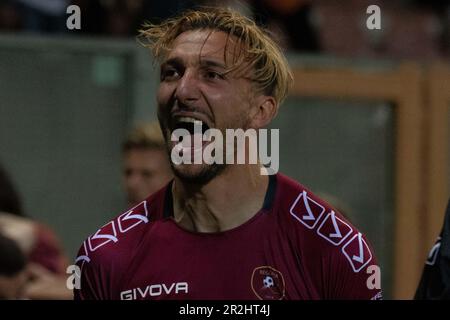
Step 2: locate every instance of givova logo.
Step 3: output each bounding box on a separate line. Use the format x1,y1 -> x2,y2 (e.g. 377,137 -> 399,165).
120,282 -> 188,300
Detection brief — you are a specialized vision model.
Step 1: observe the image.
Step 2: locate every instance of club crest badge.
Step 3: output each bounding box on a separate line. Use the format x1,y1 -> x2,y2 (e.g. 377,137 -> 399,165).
251,266 -> 285,300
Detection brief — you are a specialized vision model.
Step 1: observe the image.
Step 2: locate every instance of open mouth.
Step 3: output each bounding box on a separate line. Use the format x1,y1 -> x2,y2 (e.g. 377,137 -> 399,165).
168,116 -> 214,160
170,117 -> 211,135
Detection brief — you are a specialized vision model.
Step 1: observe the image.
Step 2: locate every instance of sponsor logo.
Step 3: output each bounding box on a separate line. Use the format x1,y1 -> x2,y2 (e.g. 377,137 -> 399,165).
117,200 -> 149,233
290,191 -> 325,229
289,192 -> 375,274
88,220 -> 118,252
342,232 -> 373,272
76,200 -> 150,263
120,282 -> 189,300
317,211 -> 353,246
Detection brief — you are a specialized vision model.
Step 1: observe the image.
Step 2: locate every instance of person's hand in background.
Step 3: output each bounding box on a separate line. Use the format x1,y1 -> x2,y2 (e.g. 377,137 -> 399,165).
0,212 -> 35,255
24,263 -> 72,300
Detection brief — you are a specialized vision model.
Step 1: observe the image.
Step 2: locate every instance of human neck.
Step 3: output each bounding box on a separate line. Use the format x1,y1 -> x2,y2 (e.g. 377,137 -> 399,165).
172,164 -> 269,233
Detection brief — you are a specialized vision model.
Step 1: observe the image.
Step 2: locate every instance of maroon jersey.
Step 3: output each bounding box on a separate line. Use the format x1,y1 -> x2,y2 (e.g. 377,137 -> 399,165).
74,173 -> 382,300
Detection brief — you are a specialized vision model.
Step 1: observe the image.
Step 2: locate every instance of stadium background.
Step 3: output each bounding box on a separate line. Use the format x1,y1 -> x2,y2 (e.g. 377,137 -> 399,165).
0,0 -> 449,299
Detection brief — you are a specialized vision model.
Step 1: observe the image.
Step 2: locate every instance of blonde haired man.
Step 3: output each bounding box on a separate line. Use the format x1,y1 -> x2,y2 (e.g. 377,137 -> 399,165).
75,7 -> 381,300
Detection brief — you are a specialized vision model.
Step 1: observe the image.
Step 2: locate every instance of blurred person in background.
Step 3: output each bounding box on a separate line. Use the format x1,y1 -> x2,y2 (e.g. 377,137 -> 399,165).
0,233 -> 28,299
0,0 -> 22,31
15,0 -> 69,33
122,122 -> 173,207
0,163 -> 71,299
250,0 -> 320,52
71,0 -> 197,37
0,163 -> 68,274
415,198 -> 450,299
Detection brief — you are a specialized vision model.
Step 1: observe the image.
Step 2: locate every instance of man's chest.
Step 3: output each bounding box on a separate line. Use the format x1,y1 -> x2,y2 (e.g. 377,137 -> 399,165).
115,226 -> 313,300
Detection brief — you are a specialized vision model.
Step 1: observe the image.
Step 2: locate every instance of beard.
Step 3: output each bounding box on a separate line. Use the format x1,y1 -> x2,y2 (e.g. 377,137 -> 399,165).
158,102 -> 251,186
169,161 -> 226,185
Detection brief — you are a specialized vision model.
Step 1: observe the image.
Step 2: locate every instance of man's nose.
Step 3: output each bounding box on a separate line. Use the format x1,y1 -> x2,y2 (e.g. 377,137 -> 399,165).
126,173 -> 141,188
175,70 -> 200,104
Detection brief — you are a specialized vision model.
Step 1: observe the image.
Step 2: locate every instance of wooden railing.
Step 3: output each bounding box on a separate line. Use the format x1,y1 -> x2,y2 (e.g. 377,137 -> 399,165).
290,61 -> 449,299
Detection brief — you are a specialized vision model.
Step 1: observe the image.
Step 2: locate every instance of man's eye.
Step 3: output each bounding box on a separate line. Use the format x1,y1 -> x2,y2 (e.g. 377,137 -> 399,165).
205,70 -> 224,80
124,169 -> 133,177
161,68 -> 179,80
142,171 -> 153,179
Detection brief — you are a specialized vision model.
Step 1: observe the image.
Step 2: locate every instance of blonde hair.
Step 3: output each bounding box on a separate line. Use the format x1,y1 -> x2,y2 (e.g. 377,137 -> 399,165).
123,122 -> 165,152
138,7 -> 293,105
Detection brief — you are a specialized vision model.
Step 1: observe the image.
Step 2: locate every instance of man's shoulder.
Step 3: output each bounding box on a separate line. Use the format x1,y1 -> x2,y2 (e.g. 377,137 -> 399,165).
275,173 -> 334,220
276,173 -> 361,238
276,173 -> 378,274
74,186 -> 168,266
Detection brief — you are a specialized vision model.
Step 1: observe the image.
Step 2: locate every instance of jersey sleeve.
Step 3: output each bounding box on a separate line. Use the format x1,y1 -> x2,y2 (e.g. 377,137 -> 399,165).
287,188 -> 382,299
71,197 -> 160,300
73,241 -> 111,300
321,232 -> 382,300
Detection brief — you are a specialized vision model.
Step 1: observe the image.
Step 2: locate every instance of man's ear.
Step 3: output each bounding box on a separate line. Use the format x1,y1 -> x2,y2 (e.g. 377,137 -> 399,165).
249,95 -> 278,129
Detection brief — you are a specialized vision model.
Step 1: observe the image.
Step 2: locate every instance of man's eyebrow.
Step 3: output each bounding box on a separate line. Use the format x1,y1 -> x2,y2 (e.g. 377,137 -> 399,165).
199,59 -> 227,69
161,57 -> 184,69
160,57 -> 227,70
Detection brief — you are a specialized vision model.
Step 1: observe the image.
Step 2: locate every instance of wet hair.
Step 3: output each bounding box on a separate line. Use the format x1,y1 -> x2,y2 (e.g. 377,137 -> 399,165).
138,6 -> 293,106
